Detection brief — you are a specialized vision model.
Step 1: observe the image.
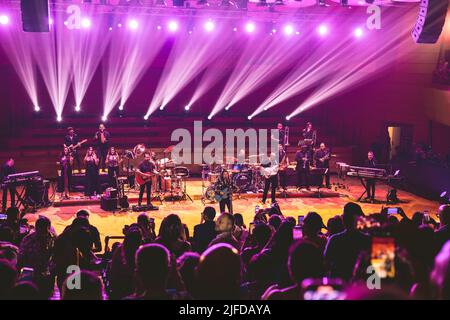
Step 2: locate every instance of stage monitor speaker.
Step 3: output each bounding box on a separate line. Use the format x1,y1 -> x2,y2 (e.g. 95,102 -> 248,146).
101,196 -> 118,212
412,0 -> 449,44
20,0 -> 50,33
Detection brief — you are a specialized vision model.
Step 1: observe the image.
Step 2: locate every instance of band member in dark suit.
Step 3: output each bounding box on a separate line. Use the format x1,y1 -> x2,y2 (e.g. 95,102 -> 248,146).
84,147 -> 99,197
1,158 -> 16,211
299,122 -> 317,151
295,145 -> 311,190
216,170 -> 233,214
278,144 -> 288,191
64,127 -> 81,172
365,151 -> 377,202
59,147 -> 74,199
261,153 -> 278,205
106,147 -> 122,188
314,142 -> 331,188
94,123 -> 110,171
136,152 -> 157,207
271,123 -> 286,148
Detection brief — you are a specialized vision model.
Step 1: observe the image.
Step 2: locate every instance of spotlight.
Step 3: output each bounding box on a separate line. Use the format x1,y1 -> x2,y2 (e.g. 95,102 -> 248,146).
108,27 -> 113,31
34,106 -> 40,112
247,115 -> 253,120
49,18 -> 53,26
207,115 -> 213,120
118,23 -> 122,28
353,27 -> 364,38
233,27 -> 237,32
317,24 -> 329,36
157,25 -> 162,30
272,29 -> 277,33
75,105 -> 81,112
128,19 -> 139,30
245,22 -> 255,33
57,115 -> 62,122
0,15 -> 9,26
159,106 -> 164,110
184,105 -> 191,111
118,105 -> 124,111
102,115 -> 107,122
283,24 -> 294,36
144,115 -> 149,120
81,18 -> 91,29
225,105 -> 231,111
204,20 -> 215,32
168,21 -> 179,32
285,115 -> 291,121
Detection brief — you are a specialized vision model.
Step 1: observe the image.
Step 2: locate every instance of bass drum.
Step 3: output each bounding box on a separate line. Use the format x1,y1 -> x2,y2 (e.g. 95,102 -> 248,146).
233,172 -> 252,193
204,186 -> 217,202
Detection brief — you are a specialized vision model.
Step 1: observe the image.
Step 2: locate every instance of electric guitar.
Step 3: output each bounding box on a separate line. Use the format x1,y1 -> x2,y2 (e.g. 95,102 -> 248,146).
135,170 -> 159,186
66,139 -> 88,153
214,187 -> 232,202
260,164 -> 279,179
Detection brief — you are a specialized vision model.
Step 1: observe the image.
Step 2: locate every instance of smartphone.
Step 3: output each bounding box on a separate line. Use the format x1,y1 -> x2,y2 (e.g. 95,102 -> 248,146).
302,278 -> 346,300
255,205 -> 260,214
423,210 -> 430,224
19,267 -> 34,282
297,215 -> 305,226
249,222 -> 255,235
0,214 -> 7,220
387,207 -> 398,215
371,237 -> 396,279
293,226 -> 303,240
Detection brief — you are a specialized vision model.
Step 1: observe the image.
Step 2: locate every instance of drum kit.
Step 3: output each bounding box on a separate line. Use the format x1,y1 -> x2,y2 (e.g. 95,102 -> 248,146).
120,144 -> 193,203
201,155 -> 266,203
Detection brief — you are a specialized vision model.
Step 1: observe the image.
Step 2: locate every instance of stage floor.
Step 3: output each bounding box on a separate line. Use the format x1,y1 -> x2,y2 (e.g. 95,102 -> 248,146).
7,177 -> 440,251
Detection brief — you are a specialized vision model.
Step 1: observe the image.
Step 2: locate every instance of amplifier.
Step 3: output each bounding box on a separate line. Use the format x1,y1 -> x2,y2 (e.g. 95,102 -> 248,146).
105,188 -> 118,199
101,196 -> 117,211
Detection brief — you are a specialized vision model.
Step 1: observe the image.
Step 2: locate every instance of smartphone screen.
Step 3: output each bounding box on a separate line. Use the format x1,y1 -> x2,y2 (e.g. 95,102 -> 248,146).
387,207 -> 398,215
298,215 -> 305,226
293,226 -> 303,240
371,237 -> 396,279
303,285 -> 345,301
255,206 -> 260,215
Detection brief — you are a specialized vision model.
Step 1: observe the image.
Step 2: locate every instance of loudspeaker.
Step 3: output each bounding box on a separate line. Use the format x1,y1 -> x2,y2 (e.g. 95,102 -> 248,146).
20,0 -> 50,32
412,0 -> 449,44
101,196 -> 118,211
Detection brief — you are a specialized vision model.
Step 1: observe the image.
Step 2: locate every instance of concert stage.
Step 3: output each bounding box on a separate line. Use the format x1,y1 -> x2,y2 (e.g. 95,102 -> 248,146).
13,176 -> 440,251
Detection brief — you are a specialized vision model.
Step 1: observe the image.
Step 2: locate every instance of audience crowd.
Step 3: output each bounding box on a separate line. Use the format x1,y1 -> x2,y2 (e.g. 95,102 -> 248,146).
0,202 -> 450,300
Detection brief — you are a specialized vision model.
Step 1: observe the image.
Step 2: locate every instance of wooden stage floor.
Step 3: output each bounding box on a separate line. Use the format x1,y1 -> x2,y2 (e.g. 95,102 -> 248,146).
6,177 -> 440,251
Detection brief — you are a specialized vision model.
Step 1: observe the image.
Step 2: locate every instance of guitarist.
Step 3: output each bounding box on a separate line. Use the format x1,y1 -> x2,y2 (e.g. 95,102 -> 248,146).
314,142 -> 331,188
64,127 -> 81,172
216,170 -> 233,214
261,153 -> 279,205
136,152 -> 157,207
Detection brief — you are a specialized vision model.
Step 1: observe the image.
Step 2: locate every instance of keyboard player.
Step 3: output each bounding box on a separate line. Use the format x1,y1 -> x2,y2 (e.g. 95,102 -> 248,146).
1,158 -> 16,212
364,151 -> 377,202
